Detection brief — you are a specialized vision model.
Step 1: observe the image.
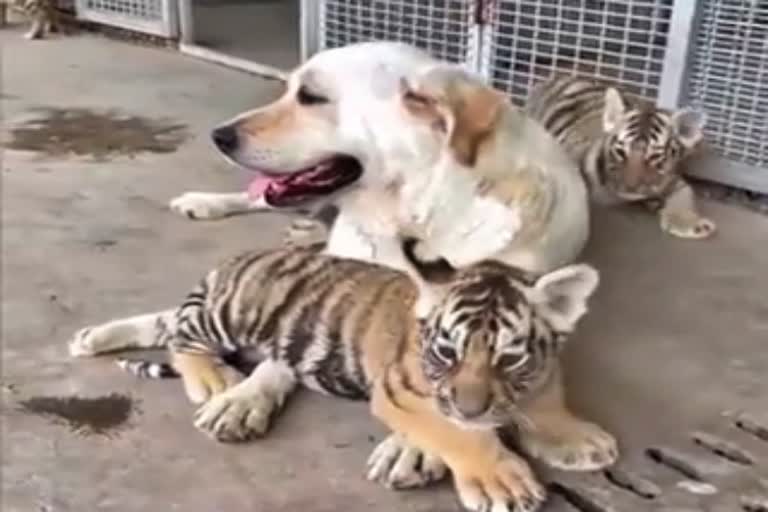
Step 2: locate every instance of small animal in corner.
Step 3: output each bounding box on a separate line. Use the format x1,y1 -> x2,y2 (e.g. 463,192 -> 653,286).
1,0 -> 65,40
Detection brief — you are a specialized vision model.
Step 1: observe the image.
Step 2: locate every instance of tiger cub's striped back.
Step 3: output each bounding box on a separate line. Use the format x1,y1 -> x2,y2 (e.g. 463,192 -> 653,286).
527,74 -> 704,203
527,75 -> 716,239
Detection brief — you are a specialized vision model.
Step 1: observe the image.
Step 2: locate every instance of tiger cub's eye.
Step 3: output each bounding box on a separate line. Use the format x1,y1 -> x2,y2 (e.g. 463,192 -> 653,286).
433,343 -> 457,362
497,352 -> 529,371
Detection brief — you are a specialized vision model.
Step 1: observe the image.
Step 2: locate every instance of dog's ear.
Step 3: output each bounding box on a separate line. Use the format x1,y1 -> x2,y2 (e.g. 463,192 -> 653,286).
446,81 -> 506,167
402,69 -> 506,167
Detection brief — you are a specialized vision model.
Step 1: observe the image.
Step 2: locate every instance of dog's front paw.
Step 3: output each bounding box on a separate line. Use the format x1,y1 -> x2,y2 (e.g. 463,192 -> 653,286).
453,454 -> 545,512
193,388 -> 276,442
169,192 -> 231,220
521,420 -> 618,472
68,326 -> 102,357
283,218 -> 330,247
366,433 -> 447,489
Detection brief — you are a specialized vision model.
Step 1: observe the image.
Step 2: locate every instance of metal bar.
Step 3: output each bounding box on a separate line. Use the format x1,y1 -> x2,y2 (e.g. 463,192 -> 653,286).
177,0 -> 194,45
76,9 -> 170,37
163,0 -> 179,39
300,0 -> 322,61
179,43 -> 288,81
657,0 -> 699,109
470,0 -> 497,82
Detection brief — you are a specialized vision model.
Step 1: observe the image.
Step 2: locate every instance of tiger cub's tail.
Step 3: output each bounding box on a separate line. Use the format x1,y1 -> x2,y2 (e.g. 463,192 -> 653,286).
115,358 -> 180,379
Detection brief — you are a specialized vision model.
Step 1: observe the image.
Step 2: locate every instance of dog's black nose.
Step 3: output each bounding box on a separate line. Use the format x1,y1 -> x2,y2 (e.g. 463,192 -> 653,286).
211,125 -> 239,154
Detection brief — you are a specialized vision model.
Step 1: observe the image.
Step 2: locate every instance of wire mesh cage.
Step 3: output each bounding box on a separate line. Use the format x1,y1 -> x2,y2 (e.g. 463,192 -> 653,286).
685,0 -> 768,170
309,0 -> 768,192
75,0 -> 177,37
484,0 -> 672,105
319,0 -> 477,65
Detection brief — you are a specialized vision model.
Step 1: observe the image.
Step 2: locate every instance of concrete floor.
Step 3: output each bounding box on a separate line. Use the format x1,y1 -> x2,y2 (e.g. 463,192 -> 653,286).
2,31 -> 767,512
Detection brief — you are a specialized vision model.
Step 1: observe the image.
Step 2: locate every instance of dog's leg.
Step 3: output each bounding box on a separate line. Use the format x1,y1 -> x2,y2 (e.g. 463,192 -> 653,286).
68,309 -> 176,357
283,204 -> 339,248
324,211 -> 377,260
517,367 -> 618,471
169,192 -> 271,220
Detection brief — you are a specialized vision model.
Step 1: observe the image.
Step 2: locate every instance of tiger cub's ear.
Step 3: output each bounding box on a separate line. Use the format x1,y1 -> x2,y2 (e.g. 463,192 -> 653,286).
672,109 -> 706,149
531,263 -> 599,332
602,88 -> 626,132
400,237 -> 455,319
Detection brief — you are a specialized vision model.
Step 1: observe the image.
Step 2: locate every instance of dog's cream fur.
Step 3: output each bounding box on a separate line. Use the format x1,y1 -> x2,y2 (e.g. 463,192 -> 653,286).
172,42 -> 589,277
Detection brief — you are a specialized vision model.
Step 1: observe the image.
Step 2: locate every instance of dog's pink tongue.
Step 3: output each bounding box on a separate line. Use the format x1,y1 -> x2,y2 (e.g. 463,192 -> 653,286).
247,176 -> 272,200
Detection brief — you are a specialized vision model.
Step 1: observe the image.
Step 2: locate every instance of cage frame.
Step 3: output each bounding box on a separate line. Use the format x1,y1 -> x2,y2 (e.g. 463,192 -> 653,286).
75,0 -> 179,38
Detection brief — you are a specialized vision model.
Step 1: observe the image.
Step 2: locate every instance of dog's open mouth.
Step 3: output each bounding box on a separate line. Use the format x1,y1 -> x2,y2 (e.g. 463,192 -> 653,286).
247,156 -> 362,207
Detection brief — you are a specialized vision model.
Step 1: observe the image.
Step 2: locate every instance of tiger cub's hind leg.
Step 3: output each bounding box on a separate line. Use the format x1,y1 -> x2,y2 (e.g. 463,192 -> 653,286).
193,358 -> 297,442
68,309 -> 176,357
658,181 -> 716,239
171,350 -> 243,405
516,369 -> 618,472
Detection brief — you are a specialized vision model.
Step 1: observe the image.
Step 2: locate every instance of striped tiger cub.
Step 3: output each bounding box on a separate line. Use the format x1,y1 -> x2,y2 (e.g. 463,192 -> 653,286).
1,0 -> 61,39
527,74 -> 715,239
68,241 -> 615,512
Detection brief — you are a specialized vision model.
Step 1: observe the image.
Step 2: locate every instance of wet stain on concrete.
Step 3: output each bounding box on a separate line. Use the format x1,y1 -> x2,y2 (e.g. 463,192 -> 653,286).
17,393 -> 140,437
5,107 -> 188,161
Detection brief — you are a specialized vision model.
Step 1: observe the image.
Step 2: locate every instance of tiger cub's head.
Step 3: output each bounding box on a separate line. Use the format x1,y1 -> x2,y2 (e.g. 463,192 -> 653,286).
601,87 -> 705,200
401,240 -> 599,429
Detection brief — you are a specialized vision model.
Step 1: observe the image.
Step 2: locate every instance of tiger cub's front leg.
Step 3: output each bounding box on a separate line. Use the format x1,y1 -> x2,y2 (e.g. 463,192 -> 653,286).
370,379 -> 546,512
657,181 -> 716,239
516,368 -> 618,472
193,358 -> 297,442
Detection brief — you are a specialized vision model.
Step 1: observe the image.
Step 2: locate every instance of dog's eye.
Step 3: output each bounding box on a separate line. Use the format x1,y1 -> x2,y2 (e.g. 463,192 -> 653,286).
403,90 -> 433,108
297,85 -> 329,106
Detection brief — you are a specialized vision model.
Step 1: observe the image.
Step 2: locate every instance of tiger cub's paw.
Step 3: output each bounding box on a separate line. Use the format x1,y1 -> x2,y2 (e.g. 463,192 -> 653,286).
660,212 -> 716,240
366,433 -> 448,489
193,387 -> 277,442
453,454 -> 546,512
521,420 -> 618,472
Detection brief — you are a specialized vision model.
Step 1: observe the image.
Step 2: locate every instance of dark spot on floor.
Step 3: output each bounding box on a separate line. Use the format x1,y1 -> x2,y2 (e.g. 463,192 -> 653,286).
4,107 -> 188,161
17,393 -> 140,437
93,238 -> 118,250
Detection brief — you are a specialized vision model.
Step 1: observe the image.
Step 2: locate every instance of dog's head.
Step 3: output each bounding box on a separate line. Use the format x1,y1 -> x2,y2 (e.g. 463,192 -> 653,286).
211,42 -> 508,209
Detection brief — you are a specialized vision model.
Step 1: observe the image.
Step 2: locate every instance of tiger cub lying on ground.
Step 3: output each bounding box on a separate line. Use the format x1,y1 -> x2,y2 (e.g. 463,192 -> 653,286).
68,241 -> 616,512
527,74 -> 715,239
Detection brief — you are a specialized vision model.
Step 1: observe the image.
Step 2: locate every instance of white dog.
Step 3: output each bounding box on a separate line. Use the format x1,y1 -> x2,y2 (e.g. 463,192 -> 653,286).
171,42 -> 589,279
71,42 -> 592,512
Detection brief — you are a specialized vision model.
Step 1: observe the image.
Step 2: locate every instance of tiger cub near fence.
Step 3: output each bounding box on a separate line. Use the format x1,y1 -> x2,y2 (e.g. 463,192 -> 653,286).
527,74 -> 714,239
68,240 -> 616,512
0,0 -> 61,39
